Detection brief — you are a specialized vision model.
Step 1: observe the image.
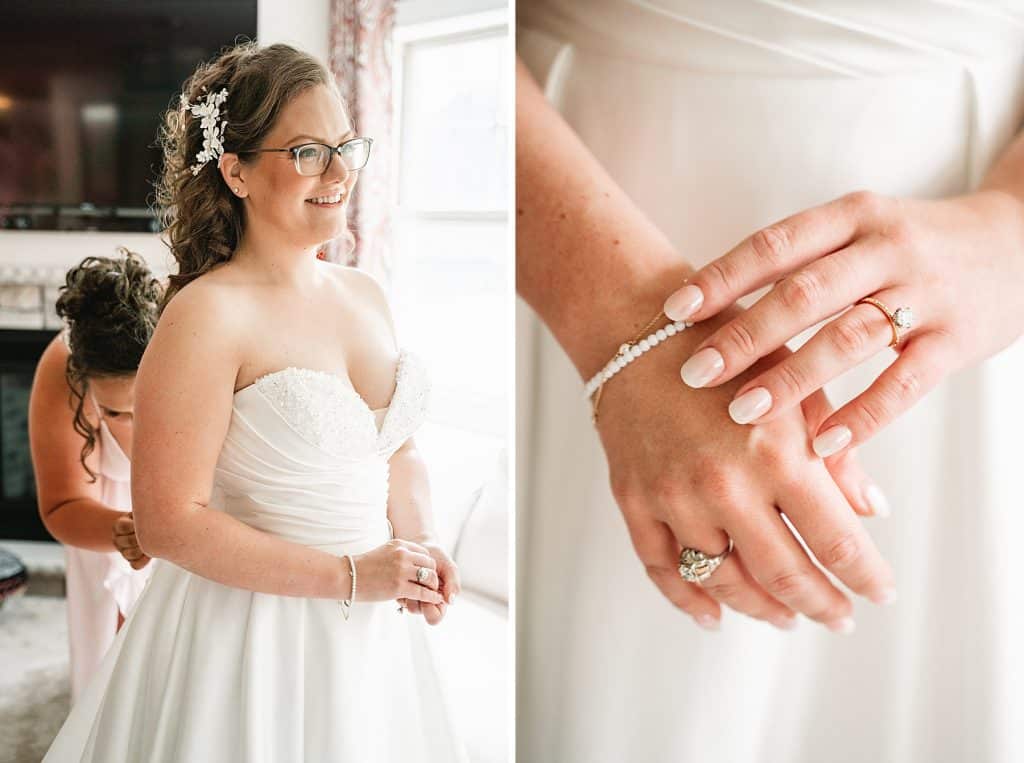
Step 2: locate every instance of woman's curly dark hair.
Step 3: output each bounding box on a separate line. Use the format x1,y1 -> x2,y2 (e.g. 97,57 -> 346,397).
55,248 -> 163,481
153,40 -> 355,313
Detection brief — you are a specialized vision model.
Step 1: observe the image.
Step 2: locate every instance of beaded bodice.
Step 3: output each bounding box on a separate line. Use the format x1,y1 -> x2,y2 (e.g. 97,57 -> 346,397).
234,348 -> 430,460
211,348 -> 431,548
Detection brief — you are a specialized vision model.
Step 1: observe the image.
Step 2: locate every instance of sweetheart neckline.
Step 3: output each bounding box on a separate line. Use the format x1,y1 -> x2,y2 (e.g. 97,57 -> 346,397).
232,348 -> 407,419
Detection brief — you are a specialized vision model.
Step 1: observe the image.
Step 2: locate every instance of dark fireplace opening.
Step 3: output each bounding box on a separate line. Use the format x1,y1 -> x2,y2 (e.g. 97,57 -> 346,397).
1,328 -> 60,542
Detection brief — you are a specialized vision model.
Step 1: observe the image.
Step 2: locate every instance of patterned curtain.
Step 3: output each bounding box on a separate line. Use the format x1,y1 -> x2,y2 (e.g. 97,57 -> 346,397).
322,0 -> 395,283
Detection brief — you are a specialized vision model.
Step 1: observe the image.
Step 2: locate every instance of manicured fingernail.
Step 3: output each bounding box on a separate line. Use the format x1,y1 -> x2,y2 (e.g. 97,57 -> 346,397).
771,614 -> 799,631
695,614 -> 720,631
863,482 -> 891,517
870,588 -> 898,606
664,284 -> 704,321
680,347 -> 725,388
826,616 -> 856,635
729,387 -> 772,424
812,425 -> 852,458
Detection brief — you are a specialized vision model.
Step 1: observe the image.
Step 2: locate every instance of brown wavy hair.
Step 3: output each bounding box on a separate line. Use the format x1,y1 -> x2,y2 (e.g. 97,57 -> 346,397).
55,249 -> 163,481
153,40 -> 355,313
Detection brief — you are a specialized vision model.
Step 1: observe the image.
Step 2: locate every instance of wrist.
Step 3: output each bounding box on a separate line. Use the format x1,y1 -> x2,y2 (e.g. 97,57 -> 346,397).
591,296 -> 750,433
560,254 -> 699,381
336,554 -> 356,600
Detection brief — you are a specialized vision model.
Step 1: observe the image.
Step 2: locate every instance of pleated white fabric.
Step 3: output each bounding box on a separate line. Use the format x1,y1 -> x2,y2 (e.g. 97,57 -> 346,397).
44,348 -> 469,762
61,330 -> 154,707
517,2 -> 1024,762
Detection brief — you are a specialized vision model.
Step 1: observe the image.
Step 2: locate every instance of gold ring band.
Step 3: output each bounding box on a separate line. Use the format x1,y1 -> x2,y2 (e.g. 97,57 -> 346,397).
855,297 -> 914,348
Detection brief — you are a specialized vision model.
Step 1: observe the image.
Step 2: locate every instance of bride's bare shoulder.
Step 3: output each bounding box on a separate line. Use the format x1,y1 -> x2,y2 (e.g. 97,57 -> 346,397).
161,269 -> 254,327
319,261 -> 398,350
322,262 -> 393,315
150,270 -> 256,370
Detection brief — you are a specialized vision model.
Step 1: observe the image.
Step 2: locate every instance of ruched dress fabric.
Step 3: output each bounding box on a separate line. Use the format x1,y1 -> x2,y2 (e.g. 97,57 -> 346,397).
516,2 -> 1024,762
44,348 -> 469,762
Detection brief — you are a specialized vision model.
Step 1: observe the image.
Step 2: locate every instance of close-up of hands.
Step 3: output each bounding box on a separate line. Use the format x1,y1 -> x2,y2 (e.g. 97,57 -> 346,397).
396,537 -> 461,625
595,299 -> 897,634
665,189 -> 1024,457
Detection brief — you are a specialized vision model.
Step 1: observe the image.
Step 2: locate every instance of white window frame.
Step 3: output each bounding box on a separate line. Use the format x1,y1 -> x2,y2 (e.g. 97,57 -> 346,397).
391,2 -> 509,227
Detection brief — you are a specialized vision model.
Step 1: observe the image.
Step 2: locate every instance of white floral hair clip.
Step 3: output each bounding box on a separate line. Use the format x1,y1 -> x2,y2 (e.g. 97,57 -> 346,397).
180,86 -> 230,176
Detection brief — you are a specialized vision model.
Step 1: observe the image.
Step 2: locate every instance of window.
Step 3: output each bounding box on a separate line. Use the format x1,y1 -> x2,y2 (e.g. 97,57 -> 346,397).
390,0 -> 509,545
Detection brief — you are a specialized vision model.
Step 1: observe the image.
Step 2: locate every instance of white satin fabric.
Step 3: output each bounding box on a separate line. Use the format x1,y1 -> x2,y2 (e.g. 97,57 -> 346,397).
61,336 -> 154,707
45,348 -> 468,762
517,2 -> 1024,762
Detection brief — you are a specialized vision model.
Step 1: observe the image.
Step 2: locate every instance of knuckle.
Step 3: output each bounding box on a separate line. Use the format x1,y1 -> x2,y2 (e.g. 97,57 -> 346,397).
750,225 -> 792,268
855,396 -> 887,434
770,360 -> 807,400
720,320 -> 759,358
889,366 -> 923,402
880,218 -> 915,249
828,314 -> 873,358
688,458 -> 735,504
706,258 -> 740,294
752,442 -> 798,486
700,580 -> 741,602
844,189 -> 883,218
777,270 -> 823,314
650,472 -> 688,504
820,532 -> 863,571
765,568 -> 814,600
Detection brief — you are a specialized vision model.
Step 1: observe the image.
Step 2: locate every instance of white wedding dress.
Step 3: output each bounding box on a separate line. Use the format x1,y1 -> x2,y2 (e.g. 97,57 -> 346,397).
518,2 -> 1024,762
44,348 -> 468,762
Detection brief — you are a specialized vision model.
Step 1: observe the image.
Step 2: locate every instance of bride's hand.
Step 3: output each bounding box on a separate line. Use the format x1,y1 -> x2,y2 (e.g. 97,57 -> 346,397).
663,190 -> 1024,457
397,538 -> 461,625
596,305 -> 896,632
351,539 -> 446,605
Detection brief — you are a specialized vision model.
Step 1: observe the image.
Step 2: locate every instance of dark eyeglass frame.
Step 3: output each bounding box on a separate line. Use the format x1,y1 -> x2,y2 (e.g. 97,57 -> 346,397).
240,136 -> 374,176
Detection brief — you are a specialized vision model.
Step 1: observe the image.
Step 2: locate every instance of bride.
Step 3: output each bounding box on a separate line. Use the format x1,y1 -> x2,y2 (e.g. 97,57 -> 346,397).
44,41 -> 467,761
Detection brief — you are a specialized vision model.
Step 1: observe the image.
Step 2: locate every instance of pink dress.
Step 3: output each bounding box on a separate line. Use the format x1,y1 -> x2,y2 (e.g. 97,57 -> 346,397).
59,339 -> 155,704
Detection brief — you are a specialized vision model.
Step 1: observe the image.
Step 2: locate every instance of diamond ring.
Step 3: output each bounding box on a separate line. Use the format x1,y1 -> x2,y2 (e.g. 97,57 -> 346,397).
678,538 -> 734,583
416,566 -> 430,584
856,297 -> 914,348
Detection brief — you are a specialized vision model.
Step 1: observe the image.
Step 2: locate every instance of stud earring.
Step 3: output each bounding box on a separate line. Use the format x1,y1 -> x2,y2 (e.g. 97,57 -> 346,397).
233,187 -> 240,194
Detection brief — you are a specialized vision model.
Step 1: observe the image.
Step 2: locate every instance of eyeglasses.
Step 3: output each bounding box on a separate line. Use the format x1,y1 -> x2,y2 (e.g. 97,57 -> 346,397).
241,136 -> 373,176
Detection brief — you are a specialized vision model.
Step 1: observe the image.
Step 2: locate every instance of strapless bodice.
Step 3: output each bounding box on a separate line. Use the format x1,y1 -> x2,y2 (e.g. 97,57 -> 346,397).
211,348 -> 431,552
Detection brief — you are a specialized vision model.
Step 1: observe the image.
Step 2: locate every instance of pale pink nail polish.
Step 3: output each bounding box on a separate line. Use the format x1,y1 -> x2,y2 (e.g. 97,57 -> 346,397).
680,347 -> 725,388
771,614 -> 799,631
826,616 -> 856,635
863,482 -> 891,517
695,614 -> 720,631
664,284 -> 705,321
812,425 -> 852,458
729,387 -> 772,424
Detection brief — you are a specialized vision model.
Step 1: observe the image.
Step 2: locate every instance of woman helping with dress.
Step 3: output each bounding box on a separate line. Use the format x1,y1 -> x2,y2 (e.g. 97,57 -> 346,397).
28,250 -> 161,706
43,41 -> 467,762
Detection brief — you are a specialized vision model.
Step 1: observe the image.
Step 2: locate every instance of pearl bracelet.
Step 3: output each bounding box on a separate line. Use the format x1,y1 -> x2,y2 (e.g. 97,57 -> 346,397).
340,554 -> 357,621
583,310 -> 694,423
